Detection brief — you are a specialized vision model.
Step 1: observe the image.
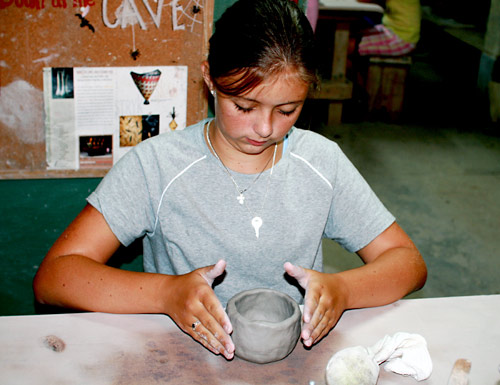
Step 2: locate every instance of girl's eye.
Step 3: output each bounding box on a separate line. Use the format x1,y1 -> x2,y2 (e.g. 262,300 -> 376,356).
234,103 -> 253,113
279,109 -> 296,116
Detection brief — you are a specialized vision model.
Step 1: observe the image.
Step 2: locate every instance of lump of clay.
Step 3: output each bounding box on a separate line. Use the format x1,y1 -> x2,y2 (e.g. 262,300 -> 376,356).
226,288 -> 301,364
325,346 -> 379,385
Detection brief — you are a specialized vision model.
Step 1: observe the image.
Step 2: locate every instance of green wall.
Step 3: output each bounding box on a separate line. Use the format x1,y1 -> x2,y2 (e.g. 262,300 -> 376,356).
214,0 -> 237,23
0,178 -> 143,316
214,0 -> 309,22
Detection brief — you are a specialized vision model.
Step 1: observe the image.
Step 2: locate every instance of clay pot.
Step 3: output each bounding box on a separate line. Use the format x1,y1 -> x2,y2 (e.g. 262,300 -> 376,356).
227,288 -> 302,364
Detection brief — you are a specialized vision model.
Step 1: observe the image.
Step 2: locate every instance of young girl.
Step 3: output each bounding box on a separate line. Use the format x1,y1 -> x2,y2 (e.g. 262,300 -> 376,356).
33,0 -> 427,361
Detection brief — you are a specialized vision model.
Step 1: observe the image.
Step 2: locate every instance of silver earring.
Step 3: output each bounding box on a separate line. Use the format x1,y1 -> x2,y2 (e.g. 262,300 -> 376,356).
211,89 -> 216,97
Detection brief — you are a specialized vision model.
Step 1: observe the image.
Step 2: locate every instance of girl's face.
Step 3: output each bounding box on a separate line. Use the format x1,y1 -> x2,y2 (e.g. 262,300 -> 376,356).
205,66 -> 310,157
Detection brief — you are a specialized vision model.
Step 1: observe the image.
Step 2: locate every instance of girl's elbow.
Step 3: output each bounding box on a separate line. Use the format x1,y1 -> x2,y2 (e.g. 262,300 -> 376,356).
413,255 -> 428,292
32,269 -> 49,305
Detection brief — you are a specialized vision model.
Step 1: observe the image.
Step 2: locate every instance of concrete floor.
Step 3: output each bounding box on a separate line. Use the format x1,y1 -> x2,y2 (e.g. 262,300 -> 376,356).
315,30 -> 500,299
320,121 -> 500,299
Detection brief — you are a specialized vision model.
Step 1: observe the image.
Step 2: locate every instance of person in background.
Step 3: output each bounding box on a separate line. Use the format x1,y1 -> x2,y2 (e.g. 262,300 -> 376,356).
358,0 -> 421,56
33,0 -> 427,361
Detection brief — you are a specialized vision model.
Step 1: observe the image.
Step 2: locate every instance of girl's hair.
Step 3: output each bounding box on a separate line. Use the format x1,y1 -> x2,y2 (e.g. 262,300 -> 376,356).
207,0 -> 318,96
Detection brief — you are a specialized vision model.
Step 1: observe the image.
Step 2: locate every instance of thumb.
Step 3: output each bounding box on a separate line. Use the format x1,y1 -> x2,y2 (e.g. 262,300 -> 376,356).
201,259 -> 226,286
284,261 -> 310,289
285,262 -> 314,326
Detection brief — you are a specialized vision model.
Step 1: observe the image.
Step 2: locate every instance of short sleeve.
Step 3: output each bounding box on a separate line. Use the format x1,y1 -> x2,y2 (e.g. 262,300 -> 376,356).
324,148 -> 395,252
87,147 -> 156,247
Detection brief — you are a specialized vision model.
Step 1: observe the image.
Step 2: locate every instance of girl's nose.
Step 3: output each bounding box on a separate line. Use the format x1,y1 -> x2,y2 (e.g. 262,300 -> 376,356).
254,112 -> 273,138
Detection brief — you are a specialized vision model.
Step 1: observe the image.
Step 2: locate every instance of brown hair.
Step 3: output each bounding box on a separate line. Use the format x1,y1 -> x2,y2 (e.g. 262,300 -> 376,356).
207,0 -> 318,96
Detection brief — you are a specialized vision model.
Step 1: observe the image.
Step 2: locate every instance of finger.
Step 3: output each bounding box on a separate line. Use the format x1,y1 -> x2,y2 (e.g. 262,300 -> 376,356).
302,312 -> 326,347
313,318 -> 335,344
203,298 -> 235,352
303,295 -> 339,346
284,262 -> 312,320
195,282 -> 232,335
201,259 -> 226,286
192,315 -> 234,359
195,290 -> 235,357
301,283 -> 319,325
212,301 -> 233,335
191,320 -> 225,356
308,313 -> 336,346
283,262 -> 310,288
303,307 -> 329,346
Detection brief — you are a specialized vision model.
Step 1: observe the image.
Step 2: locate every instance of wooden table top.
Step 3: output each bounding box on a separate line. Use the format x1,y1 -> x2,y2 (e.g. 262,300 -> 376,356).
1,295 -> 499,384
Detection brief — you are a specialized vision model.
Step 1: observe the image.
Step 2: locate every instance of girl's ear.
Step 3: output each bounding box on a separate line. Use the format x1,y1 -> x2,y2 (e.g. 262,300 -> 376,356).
201,61 -> 214,92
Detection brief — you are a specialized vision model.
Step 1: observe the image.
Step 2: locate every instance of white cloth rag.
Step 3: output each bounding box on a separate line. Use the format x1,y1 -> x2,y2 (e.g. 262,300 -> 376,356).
325,332 -> 432,385
368,332 -> 433,381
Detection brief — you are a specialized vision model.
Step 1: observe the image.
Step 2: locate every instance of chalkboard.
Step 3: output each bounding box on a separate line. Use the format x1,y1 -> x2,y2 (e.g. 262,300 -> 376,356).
0,0 -> 214,179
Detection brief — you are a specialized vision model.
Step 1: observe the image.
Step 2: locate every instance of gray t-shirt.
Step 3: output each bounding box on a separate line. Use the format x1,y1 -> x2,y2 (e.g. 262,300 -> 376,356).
88,118 -> 394,306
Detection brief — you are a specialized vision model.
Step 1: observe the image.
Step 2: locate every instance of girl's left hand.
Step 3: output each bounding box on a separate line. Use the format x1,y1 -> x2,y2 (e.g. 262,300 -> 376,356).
284,262 -> 347,347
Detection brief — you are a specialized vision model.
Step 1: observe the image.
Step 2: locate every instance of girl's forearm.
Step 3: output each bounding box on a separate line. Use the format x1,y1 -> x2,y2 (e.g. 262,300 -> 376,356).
337,246 -> 427,310
33,254 -> 169,314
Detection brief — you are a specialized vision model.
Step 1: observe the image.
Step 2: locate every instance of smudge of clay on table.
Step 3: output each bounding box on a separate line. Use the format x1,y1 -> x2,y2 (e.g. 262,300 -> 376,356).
86,327 -> 342,385
42,335 -> 66,352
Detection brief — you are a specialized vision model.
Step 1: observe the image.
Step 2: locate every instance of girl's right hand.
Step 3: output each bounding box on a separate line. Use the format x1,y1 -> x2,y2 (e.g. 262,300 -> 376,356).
162,259 -> 235,359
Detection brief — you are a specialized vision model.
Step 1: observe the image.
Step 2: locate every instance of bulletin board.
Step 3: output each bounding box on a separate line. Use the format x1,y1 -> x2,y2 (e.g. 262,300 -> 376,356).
0,0 -> 214,179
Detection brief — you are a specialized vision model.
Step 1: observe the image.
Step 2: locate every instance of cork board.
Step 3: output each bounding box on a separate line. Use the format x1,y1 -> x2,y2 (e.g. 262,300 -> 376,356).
0,0 -> 213,179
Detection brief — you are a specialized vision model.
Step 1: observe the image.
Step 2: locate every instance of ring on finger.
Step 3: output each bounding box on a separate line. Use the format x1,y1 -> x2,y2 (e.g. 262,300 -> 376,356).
192,321 -> 201,331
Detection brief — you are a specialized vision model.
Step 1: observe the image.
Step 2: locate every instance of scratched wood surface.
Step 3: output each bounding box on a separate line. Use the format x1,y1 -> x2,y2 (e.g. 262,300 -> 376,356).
0,0 -> 213,179
1,296 -> 500,384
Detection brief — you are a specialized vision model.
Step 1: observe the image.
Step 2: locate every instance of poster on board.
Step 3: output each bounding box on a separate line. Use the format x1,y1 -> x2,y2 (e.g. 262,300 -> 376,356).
43,65 -> 187,170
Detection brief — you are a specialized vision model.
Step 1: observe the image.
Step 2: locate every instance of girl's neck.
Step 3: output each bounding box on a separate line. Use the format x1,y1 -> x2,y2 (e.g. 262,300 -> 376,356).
205,120 -> 282,175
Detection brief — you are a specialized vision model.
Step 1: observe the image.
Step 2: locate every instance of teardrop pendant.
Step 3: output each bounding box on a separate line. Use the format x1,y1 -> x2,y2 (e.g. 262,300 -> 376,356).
251,216 -> 263,238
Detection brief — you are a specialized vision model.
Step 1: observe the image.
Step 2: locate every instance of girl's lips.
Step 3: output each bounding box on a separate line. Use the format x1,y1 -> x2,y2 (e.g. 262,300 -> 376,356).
246,138 -> 267,146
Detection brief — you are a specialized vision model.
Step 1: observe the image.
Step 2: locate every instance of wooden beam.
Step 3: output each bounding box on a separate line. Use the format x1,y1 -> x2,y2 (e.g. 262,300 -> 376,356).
308,79 -> 353,100
0,169 -> 109,180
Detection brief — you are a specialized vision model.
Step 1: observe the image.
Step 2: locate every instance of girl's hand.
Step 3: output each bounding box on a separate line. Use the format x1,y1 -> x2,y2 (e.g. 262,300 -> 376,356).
284,262 -> 347,347
164,259 -> 235,359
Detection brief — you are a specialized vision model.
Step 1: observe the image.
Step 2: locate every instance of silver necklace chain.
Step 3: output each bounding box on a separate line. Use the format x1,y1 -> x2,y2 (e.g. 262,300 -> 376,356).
205,120 -> 278,238
205,120 -> 277,204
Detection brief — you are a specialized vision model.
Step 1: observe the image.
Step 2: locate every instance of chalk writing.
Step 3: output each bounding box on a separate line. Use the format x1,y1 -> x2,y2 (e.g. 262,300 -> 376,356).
1,0 -> 201,33
102,0 -> 188,30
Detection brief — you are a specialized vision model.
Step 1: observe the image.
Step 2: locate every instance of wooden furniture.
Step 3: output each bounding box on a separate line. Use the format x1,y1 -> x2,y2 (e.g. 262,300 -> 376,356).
422,0 -> 500,123
310,0 -> 384,125
1,295 -> 499,384
365,55 -> 413,121
490,80 -> 500,122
